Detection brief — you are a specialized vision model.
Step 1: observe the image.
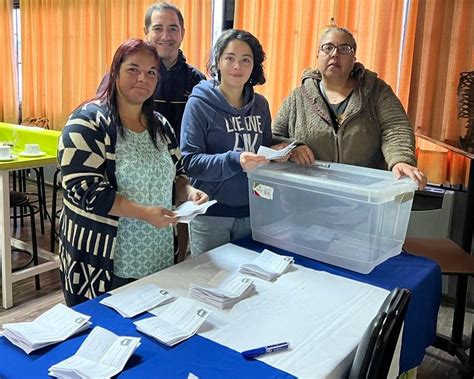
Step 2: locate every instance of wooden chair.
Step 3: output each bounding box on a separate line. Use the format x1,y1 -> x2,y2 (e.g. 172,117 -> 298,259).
403,237 -> 474,377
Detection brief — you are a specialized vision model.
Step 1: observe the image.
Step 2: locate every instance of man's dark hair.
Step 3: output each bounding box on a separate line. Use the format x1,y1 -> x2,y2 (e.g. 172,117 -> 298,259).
144,2 -> 184,31
208,29 -> 266,87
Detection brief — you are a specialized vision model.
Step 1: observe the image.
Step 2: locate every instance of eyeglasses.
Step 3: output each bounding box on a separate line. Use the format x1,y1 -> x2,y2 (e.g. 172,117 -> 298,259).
319,43 -> 355,55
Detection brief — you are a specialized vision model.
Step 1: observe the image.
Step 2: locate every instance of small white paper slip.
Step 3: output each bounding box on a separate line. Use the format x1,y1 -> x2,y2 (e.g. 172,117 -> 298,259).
293,224 -> 338,243
175,200 -> 217,223
100,283 -> 176,318
48,326 -> 141,379
135,297 -> 212,346
239,249 -> 294,281
257,141 -> 297,160
2,303 -> 91,354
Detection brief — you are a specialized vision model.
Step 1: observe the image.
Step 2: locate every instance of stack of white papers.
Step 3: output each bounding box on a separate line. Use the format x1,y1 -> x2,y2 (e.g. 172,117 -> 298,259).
135,297 -> 211,346
256,141 -> 297,160
49,326 -> 141,378
189,271 -> 256,309
175,200 -> 217,223
2,303 -> 91,354
239,249 -> 294,281
99,283 -> 176,318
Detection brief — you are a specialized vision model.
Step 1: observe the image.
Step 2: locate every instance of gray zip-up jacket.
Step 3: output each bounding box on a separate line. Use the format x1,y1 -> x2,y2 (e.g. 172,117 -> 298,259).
272,63 -> 416,170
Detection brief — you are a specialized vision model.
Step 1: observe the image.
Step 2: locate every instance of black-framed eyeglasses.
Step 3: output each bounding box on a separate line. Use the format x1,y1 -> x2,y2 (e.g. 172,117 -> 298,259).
320,43 -> 355,55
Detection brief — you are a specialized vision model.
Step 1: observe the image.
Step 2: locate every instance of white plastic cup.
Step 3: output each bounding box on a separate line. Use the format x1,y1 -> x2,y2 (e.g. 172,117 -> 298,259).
0,145 -> 11,159
24,143 -> 40,155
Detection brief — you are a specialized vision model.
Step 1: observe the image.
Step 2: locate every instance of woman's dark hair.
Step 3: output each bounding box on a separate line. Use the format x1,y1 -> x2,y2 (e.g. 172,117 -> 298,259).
98,38 -> 162,147
207,29 -> 266,87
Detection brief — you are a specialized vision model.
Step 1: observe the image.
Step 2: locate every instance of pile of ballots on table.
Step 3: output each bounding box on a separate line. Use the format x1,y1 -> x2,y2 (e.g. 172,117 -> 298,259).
190,271 -> 256,309
2,304 -> 91,354
239,249 -> 294,281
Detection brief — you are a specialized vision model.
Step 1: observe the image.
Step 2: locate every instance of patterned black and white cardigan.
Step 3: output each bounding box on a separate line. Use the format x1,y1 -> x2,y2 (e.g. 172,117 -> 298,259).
57,100 -> 185,303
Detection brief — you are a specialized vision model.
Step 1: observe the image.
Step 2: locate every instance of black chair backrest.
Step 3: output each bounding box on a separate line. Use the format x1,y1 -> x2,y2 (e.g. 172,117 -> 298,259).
348,287 -> 411,379
349,311 -> 386,378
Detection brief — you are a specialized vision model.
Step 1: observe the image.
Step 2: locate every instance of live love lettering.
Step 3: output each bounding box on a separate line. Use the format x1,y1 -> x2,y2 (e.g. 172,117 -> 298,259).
224,115 -> 263,153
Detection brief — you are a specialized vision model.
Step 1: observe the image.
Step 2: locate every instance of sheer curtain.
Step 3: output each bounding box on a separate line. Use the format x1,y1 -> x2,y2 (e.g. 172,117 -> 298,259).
20,0 -> 212,130
234,0 -> 410,116
0,0 -> 19,123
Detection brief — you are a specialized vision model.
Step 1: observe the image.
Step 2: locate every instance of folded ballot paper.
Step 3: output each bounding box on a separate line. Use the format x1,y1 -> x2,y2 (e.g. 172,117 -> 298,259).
256,141 -> 297,160
239,249 -> 294,281
2,303 -> 91,354
100,283 -> 176,318
49,326 -> 141,379
175,200 -> 217,223
135,297 -> 211,346
189,271 -> 255,309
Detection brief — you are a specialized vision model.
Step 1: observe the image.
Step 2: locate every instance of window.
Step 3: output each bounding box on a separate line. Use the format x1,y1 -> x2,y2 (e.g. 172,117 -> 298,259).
12,2 -> 21,103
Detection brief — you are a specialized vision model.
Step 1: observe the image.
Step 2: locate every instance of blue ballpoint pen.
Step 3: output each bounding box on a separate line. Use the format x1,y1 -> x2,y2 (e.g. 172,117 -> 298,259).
242,342 -> 290,359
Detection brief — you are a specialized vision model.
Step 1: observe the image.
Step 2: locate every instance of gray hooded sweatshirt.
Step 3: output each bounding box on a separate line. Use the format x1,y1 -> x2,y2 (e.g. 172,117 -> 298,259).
272,62 -> 416,170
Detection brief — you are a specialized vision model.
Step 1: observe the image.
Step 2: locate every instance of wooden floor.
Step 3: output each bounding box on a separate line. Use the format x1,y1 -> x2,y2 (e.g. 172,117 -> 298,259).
0,182 -> 472,377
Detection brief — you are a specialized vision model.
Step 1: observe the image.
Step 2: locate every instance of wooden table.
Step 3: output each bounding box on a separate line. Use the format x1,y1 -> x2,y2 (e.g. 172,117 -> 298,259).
0,123 -> 61,308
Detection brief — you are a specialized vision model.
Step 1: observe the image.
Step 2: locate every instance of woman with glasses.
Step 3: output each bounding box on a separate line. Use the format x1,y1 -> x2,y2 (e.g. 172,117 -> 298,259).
272,25 -> 426,189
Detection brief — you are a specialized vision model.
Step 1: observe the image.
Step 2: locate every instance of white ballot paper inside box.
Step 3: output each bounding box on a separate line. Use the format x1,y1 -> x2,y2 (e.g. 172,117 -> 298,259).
189,271 -> 256,309
175,200 -> 217,223
135,297 -> 211,346
49,326 -> 141,379
2,303 -> 91,354
100,283 -> 176,318
256,141 -> 297,160
239,249 -> 294,281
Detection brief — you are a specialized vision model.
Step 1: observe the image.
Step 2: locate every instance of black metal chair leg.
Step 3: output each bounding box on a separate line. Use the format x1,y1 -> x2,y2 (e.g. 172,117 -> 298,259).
28,202 -> 40,290
34,168 -> 45,234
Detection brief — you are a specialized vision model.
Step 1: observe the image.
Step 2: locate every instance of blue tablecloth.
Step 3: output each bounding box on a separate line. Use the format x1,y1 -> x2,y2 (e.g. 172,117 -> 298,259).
0,237 -> 441,378
0,293 -> 294,379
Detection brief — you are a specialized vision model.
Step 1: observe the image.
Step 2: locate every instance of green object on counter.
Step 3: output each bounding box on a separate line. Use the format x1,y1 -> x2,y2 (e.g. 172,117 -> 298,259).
0,122 -> 60,170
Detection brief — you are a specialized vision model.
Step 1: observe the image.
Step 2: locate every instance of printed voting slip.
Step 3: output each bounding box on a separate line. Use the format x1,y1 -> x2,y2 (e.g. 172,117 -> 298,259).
2,303 -> 91,354
100,283 -> 176,318
49,326 -> 140,379
135,297 -> 211,346
239,249 -> 294,281
256,141 -> 297,160
189,271 -> 255,309
175,200 -> 217,223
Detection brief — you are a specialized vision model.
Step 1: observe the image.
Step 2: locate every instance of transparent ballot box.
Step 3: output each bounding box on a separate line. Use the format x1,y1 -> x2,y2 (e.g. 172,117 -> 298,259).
248,162 -> 418,273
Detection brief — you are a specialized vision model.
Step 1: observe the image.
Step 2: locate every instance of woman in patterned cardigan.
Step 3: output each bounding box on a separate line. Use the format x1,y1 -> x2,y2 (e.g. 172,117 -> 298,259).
58,39 -> 208,306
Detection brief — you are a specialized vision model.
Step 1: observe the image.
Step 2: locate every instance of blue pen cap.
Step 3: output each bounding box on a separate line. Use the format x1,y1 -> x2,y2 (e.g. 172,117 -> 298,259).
242,347 -> 267,359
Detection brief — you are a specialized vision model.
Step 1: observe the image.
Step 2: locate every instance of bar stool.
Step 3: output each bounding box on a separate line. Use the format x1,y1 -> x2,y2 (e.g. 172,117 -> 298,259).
10,168 -> 46,234
10,191 -> 41,290
403,237 -> 474,377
